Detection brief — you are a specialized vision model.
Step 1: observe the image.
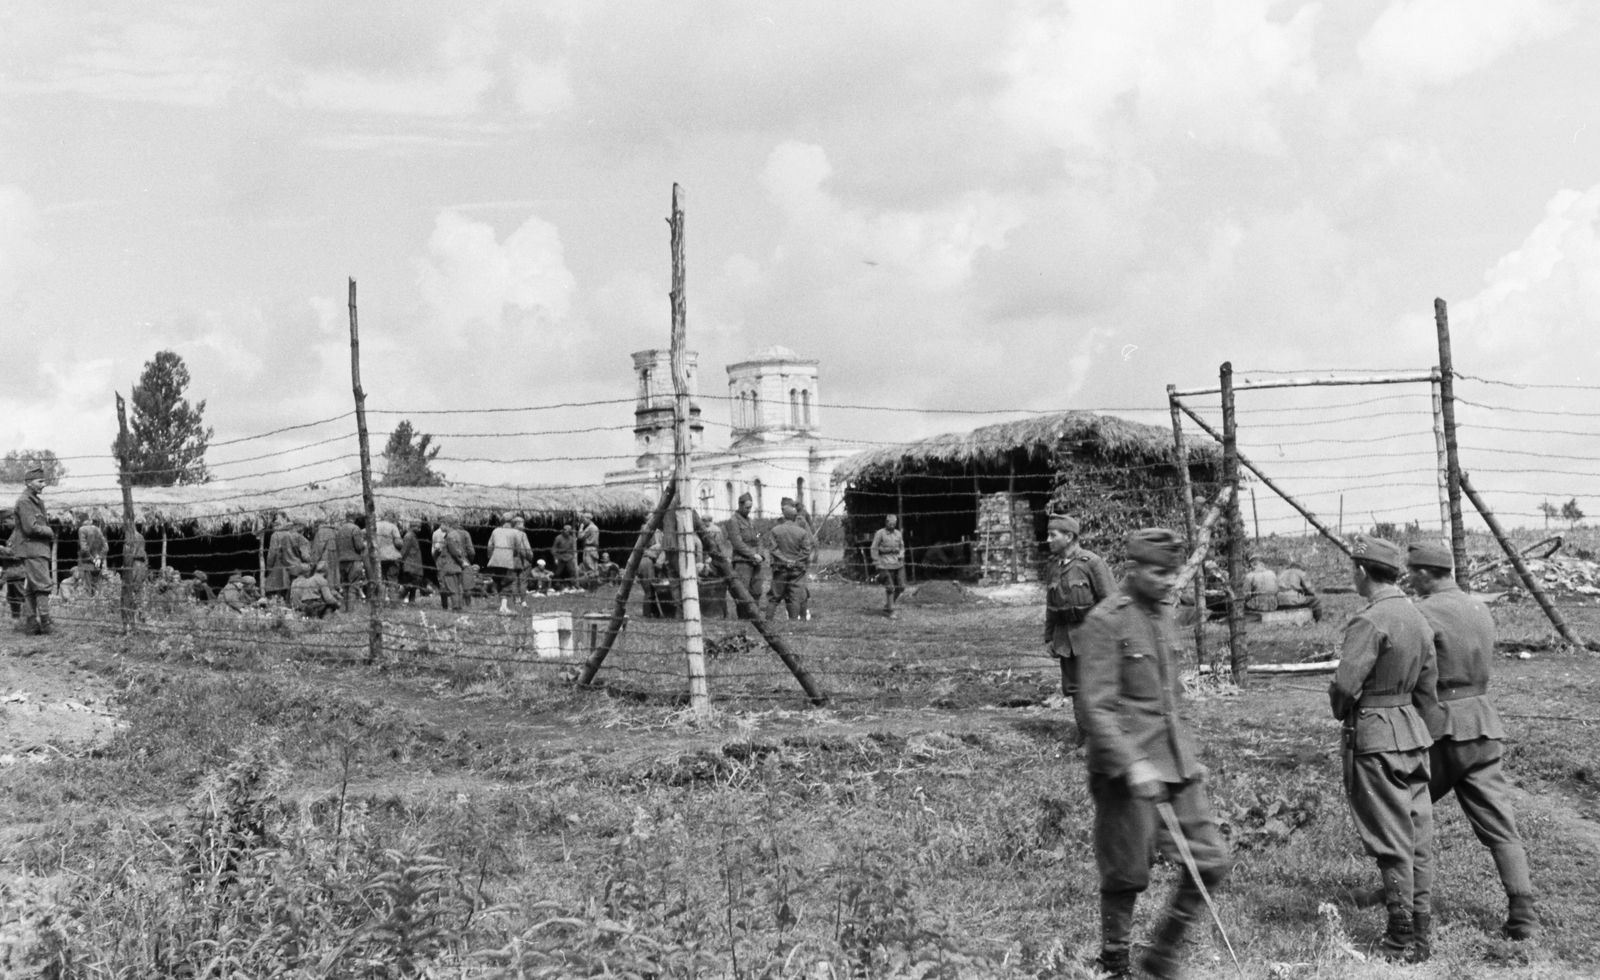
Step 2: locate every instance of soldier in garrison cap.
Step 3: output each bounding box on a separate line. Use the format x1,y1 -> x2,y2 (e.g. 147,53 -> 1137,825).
1076,528 -> 1233,979
9,467 -> 55,635
1331,534 -> 1439,962
764,498 -> 813,620
870,514 -> 907,619
1406,541 -> 1537,944
1275,558 -> 1323,621
1043,514 -> 1115,705
725,491 -> 765,619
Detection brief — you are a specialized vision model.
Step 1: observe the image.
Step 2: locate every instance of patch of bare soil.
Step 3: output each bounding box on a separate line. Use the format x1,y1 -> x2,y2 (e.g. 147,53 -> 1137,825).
0,635 -> 123,766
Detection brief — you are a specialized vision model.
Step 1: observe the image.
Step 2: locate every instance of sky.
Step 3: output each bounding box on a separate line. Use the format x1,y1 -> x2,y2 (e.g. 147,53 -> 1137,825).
1,0 -> 1597,532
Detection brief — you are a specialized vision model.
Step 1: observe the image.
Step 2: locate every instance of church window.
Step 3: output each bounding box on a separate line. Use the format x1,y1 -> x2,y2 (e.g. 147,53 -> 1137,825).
802,388 -> 812,426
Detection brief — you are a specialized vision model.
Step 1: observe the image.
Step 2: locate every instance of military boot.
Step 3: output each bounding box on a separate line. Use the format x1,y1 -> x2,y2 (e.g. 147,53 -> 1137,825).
1503,894 -> 1538,941
1138,913 -> 1192,979
1095,948 -> 1131,979
1379,910 -> 1414,961
35,596 -> 52,635
1098,892 -> 1137,978
1407,911 -> 1432,963
20,616 -> 40,636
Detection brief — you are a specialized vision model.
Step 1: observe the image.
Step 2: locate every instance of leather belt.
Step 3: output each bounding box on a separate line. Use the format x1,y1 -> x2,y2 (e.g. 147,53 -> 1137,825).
1438,683 -> 1487,702
1361,692 -> 1413,708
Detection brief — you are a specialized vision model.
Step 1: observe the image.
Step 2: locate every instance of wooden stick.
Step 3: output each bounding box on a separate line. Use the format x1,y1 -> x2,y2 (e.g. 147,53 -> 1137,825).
1171,371 -> 1434,397
1174,485 -> 1232,595
1436,300 -> 1470,589
1175,401 -> 1353,558
667,184 -> 709,713
1430,369 -> 1450,535
721,567 -> 827,705
578,481 -> 676,686
1221,362 -> 1247,686
1201,660 -> 1336,676
1459,472 -> 1593,650
114,392 -> 138,631
1168,386 -> 1206,666
348,278 -> 383,665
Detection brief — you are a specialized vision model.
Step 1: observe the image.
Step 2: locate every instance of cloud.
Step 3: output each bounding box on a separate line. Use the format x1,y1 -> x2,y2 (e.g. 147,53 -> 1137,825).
1357,0 -> 1576,87
296,19 -> 497,116
0,185 -> 48,318
418,209 -> 577,333
3,11 -> 244,107
998,0 -> 1320,155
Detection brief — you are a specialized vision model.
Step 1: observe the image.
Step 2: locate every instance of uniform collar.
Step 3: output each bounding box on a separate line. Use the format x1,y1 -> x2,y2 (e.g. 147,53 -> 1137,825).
1366,583 -> 1407,604
1427,580 -> 1461,596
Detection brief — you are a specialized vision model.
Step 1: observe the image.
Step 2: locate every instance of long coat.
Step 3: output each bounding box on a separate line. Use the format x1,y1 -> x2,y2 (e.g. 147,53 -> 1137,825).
265,528 -> 311,592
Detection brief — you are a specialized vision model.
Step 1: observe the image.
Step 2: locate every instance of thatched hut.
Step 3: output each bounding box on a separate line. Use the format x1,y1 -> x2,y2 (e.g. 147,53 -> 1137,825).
831,411 -> 1221,582
1,481 -> 653,584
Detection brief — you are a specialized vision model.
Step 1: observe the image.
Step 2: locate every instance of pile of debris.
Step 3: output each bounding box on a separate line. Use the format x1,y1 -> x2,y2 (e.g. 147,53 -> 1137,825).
1468,537 -> 1600,603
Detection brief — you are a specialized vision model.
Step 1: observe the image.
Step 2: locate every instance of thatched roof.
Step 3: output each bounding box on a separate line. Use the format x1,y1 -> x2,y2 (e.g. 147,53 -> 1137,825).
832,411 -> 1216,485
0,481 -> 653,534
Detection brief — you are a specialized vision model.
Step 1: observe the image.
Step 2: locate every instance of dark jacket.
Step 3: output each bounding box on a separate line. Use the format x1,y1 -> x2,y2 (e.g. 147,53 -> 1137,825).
552,531 -> 578,562
335,521 -> 366,562
1045,548 -> 1116,648
1077,583 -> 1204,783
727,512 -> 763,564
400,531 -> 424,579
437,527 -> 473,574
265,529 -> 311,592
765,519 -> 813,569
1329,585 -> 1439,754
8,489 -> 52,559
1415,583 -> 1504,742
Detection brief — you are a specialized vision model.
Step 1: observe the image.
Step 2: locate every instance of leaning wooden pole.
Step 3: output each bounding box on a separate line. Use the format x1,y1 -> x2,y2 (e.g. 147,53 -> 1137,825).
114,393 -> 139,632
1168,385 -> 1206,665
1174,485 -> 1234,596
578,482 -> 676,686
1220,362 -> 1248,686
348,278 -> 383,665
722,573 -> 827,706
1460,473 -> 1591,650
1176,401 -> 1353,558
667,184 -> 710,712
1436,299 -> 1469,589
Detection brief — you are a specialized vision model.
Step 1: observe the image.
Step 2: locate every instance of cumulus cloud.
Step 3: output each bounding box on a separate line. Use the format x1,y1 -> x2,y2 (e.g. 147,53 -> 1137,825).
998,0 -> 1320,155
297,19 -> 497,115
1357,0 -> 1576,87
418,209 -> 577,334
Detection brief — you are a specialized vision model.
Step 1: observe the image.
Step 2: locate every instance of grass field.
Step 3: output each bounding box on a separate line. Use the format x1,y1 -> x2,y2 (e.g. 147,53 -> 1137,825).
2,549 -> 1598,978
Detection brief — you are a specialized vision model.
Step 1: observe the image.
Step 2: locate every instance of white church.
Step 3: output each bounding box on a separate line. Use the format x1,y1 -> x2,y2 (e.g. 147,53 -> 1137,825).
603,345 -> 856,521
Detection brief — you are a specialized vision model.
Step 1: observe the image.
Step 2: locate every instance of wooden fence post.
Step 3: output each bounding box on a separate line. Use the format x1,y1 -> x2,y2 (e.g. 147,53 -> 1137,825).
1435,299 -> 1469,589
347,278 -> 383,665
1220,362 -> 1247,685
667,185 -> 709,713
1168,385 -> 1205,665
114,393 -> 138,632
1430,368 -> 1450,534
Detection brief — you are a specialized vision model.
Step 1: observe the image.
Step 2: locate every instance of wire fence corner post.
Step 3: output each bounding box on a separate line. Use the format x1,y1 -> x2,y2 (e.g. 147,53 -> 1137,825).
668,184 -> 709,713
114,391 -> 138,633
1220,362 -> 1248,686
1168,385 -> 1205,666
348,277 -> 384,666
1435,299 -> 1470,589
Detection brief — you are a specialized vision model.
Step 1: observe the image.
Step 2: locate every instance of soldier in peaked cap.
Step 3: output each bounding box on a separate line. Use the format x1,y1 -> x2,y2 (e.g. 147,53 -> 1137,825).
1043,514 -> 1115,705
1076,528 -> 1233,979
1330,534 -> 1439,962
9,467 -> 55,635
1406,540 -> 1537,945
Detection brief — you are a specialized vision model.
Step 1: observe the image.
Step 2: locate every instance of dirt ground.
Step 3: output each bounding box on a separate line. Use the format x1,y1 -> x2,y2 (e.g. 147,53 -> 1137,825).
0,635 -> 122,766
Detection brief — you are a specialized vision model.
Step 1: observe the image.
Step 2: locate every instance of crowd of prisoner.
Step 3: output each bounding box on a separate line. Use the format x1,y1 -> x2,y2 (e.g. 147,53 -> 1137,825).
6,469 -> 1543,976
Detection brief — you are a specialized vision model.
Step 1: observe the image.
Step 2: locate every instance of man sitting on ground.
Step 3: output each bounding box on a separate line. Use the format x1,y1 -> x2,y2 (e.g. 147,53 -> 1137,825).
1276,559 -> 1323,621
527,559 -> 554,595
218,574 -> 249,612
290,562 -> 340,619
1243,554 -> 1279,613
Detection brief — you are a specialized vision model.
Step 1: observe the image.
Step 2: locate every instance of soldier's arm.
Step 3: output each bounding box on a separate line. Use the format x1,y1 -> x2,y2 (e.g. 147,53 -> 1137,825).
1413,622 -> 1441,724
1090,555 -> 1116,602
1329,617 -> 1381,720
1076,610 -> 1143,779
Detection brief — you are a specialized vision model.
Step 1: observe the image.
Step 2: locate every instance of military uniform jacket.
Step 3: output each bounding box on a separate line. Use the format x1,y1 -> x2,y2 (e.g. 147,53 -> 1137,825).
1415,583 -> 1505,742
727,513 -> 763,564
1277,567 -> 1315,597
291,573 -> 337,607
335,522 -> 366,562
870,528 -> 905,570
8,489 -> 52,559
400,532 -> 424,578
437,528 -> 473,574
1329,585 -> 1439,754
265,530 -> 311,591
1077,586 -> 1205,782
374,520 -> 403,562
309,526 -> 338,569
766,520 -> 813,569
552,532 -> 578,561
579,522 -> 600,554
77,524 -> 108,562
1044,548 -> 1115,647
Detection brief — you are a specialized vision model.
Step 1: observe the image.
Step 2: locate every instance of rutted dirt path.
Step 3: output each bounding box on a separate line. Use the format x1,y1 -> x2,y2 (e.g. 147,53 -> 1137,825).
0,635 -> 123,766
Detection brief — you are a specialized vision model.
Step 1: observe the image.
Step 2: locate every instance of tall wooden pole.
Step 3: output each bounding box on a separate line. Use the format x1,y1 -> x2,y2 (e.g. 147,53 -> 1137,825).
114,393 -> 138,631
1435,299 -> 1469,589
1168,386 -> 1205,664
1430,368 -> 1450,535
668,185 -> 709,712
348,278 -> 383,665
1220,362 -> 1248,685
1460,473 -> 1591,650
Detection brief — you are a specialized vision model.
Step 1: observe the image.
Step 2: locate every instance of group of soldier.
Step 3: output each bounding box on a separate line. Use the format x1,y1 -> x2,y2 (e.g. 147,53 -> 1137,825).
1038,516 -> 1536,977
640,491 -> 818,621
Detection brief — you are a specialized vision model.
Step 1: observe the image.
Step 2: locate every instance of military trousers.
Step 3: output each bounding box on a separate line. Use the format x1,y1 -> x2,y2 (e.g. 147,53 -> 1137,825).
20,556 -> 52,595
767,566 -> 809,620
1089,771 -> 1233,955
1429,737 -> 1532,897
731,562 -> 761,619
1346,748 -> 1433,918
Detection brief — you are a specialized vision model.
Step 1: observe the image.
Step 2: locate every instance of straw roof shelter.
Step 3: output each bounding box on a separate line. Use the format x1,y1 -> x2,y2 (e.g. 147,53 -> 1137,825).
2,481 -> 653,534
833,411 -> 1221,580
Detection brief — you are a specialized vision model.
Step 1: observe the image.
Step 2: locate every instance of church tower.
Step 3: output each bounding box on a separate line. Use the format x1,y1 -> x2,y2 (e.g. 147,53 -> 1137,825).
631,349 -> 703,468
725,346 -> 820,449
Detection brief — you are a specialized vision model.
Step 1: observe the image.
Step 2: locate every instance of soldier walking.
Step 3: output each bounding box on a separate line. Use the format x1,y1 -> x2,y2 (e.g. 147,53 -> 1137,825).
726,492 -> 764,619
9,468 -> 56,635
1330,535 -> 1439,961
1405,541 -> 1538,946
870,514 -> 906,618
764,498 -> 813,621
1077,529 -> 1233,979
1043,515 -> 1114,703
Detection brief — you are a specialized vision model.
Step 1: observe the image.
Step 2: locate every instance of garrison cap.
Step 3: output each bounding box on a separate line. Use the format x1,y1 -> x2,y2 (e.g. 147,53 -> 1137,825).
1407,540 -> 1454,570
1126,528 -> 1184,570
738,491 -> 753,504
23,466 -> 45,481
780,497 -> 796,507
1350,534 -> 1403,572
1048,515 -> 1080,535
242,576 -> 256,585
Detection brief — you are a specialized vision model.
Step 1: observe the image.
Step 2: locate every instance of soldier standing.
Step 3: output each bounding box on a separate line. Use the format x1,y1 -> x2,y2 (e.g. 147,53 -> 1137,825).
764,498 -> 813,621
9,468 -> 56,635
308,520 -> 338,596
1077,529 -> 1233,979
1406,541 -> 1537,946
265,519 -> 311,605
399,521 -> 425,603
1043,515 -> 1114,702
76,518 -> 109,597
552,523 -> 580,592
578,512 -> 601,581
334,513 -> 367,608
870,514 -> 906,619
373,512 -> 403,600
1330,535 -> 1439,961
726,492 -> 764,619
